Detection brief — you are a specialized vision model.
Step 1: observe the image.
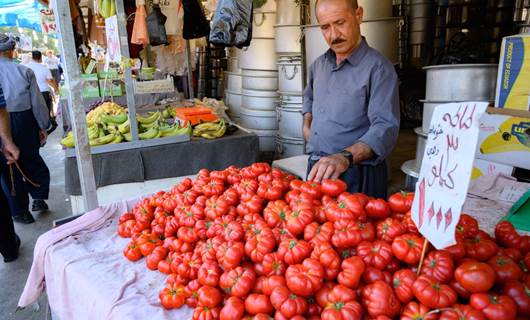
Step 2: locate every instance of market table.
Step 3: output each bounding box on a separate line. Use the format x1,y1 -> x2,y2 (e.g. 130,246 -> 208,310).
65,130 -> 259,196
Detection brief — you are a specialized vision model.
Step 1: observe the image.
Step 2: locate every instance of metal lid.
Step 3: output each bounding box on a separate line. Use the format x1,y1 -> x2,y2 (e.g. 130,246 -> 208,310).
414,127 -> 428,137
423,64 -> 498,70
276,135 -> 305,144
240,107 -> 277,117
242,89 -> 279,98
401,160 -> 420,178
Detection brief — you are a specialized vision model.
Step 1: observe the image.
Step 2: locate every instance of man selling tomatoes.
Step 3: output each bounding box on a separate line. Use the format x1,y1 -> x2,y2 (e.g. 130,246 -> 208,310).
303,0 -> 400,198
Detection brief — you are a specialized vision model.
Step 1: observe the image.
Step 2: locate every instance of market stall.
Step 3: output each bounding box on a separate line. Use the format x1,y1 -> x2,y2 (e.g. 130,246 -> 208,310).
16,0 -> 530,318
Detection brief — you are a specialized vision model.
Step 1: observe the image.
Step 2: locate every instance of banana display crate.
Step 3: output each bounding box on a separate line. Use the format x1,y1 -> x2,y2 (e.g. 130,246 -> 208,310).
475,108 -> 530,170
63,103 -> 191,158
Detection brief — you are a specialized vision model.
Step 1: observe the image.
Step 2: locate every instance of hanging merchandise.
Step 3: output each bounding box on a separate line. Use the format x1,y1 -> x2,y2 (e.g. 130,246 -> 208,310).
131,4 -> 149,45
159,0 -> 182,35
89,14 -> 107,46
181,0 -> 210,40
146,3 -> 169,46
98,0 -> 116,19
209,0 -> 253,48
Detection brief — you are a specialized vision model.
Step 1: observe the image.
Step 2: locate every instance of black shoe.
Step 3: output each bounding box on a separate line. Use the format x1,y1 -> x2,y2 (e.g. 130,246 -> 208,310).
13,212 -> 35,224
3,234 -> 20,263
32,199 -> 49,212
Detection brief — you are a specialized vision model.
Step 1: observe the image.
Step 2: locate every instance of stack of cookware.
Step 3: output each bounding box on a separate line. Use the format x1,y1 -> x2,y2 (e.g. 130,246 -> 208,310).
303,0 -> 401,70
274,0 -> 305,159
400,63 -> 498,191
210,47 -> 225,99
515,0 -> 530,33
196,46 -> 208,99
407,0 -> 435,68
238,0 -> 279,153
224,47 -> 242,121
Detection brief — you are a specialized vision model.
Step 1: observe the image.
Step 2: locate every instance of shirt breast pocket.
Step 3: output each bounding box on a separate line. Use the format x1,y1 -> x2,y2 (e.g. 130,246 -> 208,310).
331,88 -> 368,129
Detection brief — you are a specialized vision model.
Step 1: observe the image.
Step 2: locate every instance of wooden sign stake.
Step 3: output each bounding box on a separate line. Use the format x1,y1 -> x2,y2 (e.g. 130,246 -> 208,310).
416,238 -> 429,275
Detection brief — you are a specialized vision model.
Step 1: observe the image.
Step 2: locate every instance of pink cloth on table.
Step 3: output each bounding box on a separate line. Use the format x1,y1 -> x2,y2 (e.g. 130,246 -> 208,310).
18,197 -> 193,320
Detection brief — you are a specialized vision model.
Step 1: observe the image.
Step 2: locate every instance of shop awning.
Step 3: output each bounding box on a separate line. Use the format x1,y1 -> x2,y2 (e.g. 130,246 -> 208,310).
0,0 -> 47,32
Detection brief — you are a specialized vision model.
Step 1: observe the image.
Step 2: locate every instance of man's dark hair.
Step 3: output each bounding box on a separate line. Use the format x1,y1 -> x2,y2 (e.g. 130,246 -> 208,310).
32,50 -> 42,61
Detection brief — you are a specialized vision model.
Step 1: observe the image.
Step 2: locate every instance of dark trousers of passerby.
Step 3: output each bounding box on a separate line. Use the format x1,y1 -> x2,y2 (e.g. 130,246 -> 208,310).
41,91 -> 57,133
0,110 -> 50,217
50,69 -> 60,84
0,158 -> 18,259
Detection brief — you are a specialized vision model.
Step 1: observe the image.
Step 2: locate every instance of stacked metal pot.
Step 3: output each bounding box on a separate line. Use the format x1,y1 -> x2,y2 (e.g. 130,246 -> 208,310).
304,0 -> 401,70
224,47 -> 242,122
237,1 -> 279,153
401,63 -> 498,191
275,0 -> 305,159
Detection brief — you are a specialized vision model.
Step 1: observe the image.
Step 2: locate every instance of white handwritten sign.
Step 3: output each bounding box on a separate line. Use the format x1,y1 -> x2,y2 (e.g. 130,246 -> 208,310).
39,9 -> 57,35
411,102 -> 488,249
105,16 -> 121,63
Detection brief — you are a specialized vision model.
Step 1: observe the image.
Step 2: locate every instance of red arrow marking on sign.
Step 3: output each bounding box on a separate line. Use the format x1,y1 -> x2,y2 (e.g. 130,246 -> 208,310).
428,203 -> 435,225
444,209 -> 453,232
436,208 -> 443,229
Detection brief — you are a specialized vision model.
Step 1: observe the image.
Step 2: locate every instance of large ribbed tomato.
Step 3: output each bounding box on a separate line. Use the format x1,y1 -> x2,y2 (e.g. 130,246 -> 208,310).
357,240 -> 394,270
338,256 -> 365,288
277,239 -> 312,265
503,280 -> 530,316
392,234 -> 425,265
261,252 -> 287,276
392,269 -> 417,304
412,275 -> 457,308
285,258 -> 324,297
401,301 -> 437,320
454,261 -> 496,293
304,221 -> 334,245
269,286 -> 308,318
321,285 -> 362,320
310,242 -> 341,281
470,293 -> 517,320
361,280 -> 401,318
439,304 -> 485,320
421,251 -> 454,283
488,255 -> 523,284
219,266 -> 256,298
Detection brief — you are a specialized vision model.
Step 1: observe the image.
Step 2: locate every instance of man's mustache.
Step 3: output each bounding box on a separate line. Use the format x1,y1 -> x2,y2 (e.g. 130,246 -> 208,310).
331,38 -> 346,45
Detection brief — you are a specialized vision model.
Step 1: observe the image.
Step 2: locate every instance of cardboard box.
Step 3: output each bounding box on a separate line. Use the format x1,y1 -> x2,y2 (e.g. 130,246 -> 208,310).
475,108 -> 530,170
471,159 -> 514,181
81,74 -> 100,98
98,71 -> 122,97
495,34 -> 530,111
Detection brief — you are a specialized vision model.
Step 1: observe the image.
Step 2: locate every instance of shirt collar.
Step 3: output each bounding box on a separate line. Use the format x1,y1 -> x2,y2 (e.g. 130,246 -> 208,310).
325,37 -> 369,67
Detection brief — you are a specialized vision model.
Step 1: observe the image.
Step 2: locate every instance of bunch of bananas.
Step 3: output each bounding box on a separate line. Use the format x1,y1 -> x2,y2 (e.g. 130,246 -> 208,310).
192,120 -> 227,139
86,102 -> 126,125
60,106 -> 191,148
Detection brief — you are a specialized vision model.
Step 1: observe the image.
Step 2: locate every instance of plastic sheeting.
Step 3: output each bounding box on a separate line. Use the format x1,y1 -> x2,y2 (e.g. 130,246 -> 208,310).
209,0 -> 252,48
0,0 -> 47,32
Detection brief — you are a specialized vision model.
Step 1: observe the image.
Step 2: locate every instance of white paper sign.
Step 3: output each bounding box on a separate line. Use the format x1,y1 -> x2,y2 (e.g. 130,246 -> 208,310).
411,102 -> 488,249
105,16 -> 121,63
40,9 -> 57,35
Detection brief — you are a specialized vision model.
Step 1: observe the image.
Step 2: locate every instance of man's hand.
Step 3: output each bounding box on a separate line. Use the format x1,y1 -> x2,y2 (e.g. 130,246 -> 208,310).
39,129 -> 48,147
2,140 -> 19,164
307,154 -> 349,183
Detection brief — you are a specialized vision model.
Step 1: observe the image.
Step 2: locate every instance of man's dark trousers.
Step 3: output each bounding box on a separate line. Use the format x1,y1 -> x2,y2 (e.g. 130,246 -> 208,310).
0,110 -> 50,216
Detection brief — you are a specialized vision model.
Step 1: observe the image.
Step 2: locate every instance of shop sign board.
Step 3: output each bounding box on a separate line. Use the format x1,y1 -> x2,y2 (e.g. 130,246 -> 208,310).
39,9 -> 57,35
411,102 -> 489,249
105,16 -> 121,63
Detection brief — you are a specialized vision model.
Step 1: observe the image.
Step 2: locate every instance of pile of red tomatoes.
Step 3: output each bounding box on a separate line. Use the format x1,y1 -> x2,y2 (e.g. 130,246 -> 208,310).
117,163 -> 530,320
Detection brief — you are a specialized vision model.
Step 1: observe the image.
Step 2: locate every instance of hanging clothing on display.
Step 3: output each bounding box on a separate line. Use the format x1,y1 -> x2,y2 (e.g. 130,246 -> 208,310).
209,0 -> 253,48
146,4 -> 169,46
181,0 -> 210,40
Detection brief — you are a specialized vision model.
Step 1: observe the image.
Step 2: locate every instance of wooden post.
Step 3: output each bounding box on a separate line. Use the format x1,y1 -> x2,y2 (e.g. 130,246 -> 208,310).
53,0 -> 99,211
115,0 -> 139,141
